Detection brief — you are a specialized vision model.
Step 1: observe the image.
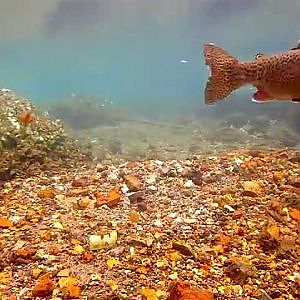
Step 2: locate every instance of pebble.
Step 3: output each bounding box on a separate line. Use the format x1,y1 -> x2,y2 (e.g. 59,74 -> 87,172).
89,235 -> 103,250
55,194 -> 66,204
121,184 -> 129,194
224,204 -> 235,212
107,170 -> 119,182
181,225 -> 192,231
168,212 -> 178,218
184,180 -> 194,188
183,218 -> 197,224
177,167 -> 184,173
146,174 -> 157,185
137,202 -> 147,211
128,191 -> 144,203
160,166 -> 170,175
148,185 -> 157,191
153,220 -> 163,227
123,174 -> 142,191
174,217 -> 184,223
77,197 -> 92,209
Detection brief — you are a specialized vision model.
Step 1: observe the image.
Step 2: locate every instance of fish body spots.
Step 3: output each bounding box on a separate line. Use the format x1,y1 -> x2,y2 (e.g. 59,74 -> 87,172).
203,43 -> 300,104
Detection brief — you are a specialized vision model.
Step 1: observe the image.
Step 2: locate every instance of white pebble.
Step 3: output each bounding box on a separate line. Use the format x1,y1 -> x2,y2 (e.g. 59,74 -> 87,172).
148,185 -> 157,191
146,174 -> 157,185
224,204 -> 235,212
184,180 -> 194,188
174,217 -> 184,224
121,184 -> 129,194
168,212 -> 177,218
153,220 -> 163,227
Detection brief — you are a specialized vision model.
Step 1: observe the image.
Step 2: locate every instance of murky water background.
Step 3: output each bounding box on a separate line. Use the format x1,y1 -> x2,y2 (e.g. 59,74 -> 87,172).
0,0 -> 300,161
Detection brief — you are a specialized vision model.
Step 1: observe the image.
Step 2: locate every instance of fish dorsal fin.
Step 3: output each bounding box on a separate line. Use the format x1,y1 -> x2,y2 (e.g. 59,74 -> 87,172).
290,39 -> 300,50
256,40 -> 300,58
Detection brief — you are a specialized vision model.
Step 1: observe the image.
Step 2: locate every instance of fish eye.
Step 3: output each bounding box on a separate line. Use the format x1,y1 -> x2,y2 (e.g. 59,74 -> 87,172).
255,53 -> 263,59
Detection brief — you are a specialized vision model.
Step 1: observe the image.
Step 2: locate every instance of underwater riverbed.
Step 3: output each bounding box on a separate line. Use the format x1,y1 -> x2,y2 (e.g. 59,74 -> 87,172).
0,90 -> 299,299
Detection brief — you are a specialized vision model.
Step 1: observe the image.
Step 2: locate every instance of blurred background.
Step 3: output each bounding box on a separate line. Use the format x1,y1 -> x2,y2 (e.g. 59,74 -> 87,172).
0,0 -> 299,161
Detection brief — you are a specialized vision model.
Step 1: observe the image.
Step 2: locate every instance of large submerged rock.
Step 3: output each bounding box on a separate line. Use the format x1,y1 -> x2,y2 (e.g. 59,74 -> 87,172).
0,89 -> 65,148
0,89 -> 92,181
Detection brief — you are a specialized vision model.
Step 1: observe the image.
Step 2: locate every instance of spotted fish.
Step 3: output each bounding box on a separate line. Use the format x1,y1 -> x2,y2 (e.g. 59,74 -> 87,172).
203,41 -> 300,105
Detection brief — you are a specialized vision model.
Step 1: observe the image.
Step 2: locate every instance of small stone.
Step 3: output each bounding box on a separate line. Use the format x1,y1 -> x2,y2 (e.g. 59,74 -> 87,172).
188,169 -> 202,185
89,231 -> 118,250
241,180 -> 263,197
169,272 -> 178,280
55,194 -> 65,202
160,166 -> 170,175
168,212 -> 177,218
77,197 -> 92,209
273,171 -> 284,182
172,241 -> 196,257
174,217 -> 184,224
71,178 -> 89,187
224,204 -> 235,212
95,189 -> 121,208
32,268 -> 42,278
107,170 -> 119,182
32,276 -> 55,297
38,187 -> 56,199
128,191 -> 144,204
121,184 -> 129,194
69,188 -> 90,197
126,238 -> 153,247
153,220 -> 163,227
146,174 -> 157,185
224,258 -> 253,284
123,174 -> 142,191
107,246 -> 125,257
168,281 -> 213,300
290,208 -> 300,221
89,235 -> 104,250
148,185 -> 157,191
183,218 -> 197,224
184,180 -> 194,188
137,202 -> 147,212
52,221 -> 63,229
57,269 -> 70,277
0,217 -> 13,228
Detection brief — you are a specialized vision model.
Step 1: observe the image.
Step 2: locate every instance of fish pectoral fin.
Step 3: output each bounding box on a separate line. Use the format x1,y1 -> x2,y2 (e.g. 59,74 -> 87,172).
252,89 -> 273,101
251,98 -> 269,103
251,98 -> 276,103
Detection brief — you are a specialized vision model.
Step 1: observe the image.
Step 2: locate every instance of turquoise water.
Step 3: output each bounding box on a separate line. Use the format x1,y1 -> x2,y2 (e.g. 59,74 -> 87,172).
0,0 -> 300,111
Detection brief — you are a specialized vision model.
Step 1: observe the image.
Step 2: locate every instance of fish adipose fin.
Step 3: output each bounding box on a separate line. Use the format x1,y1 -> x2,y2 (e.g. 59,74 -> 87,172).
203,43 -> 245,105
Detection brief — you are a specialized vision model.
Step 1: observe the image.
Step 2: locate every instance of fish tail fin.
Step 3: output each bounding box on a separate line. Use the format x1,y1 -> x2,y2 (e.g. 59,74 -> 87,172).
203,43 -> 246,105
